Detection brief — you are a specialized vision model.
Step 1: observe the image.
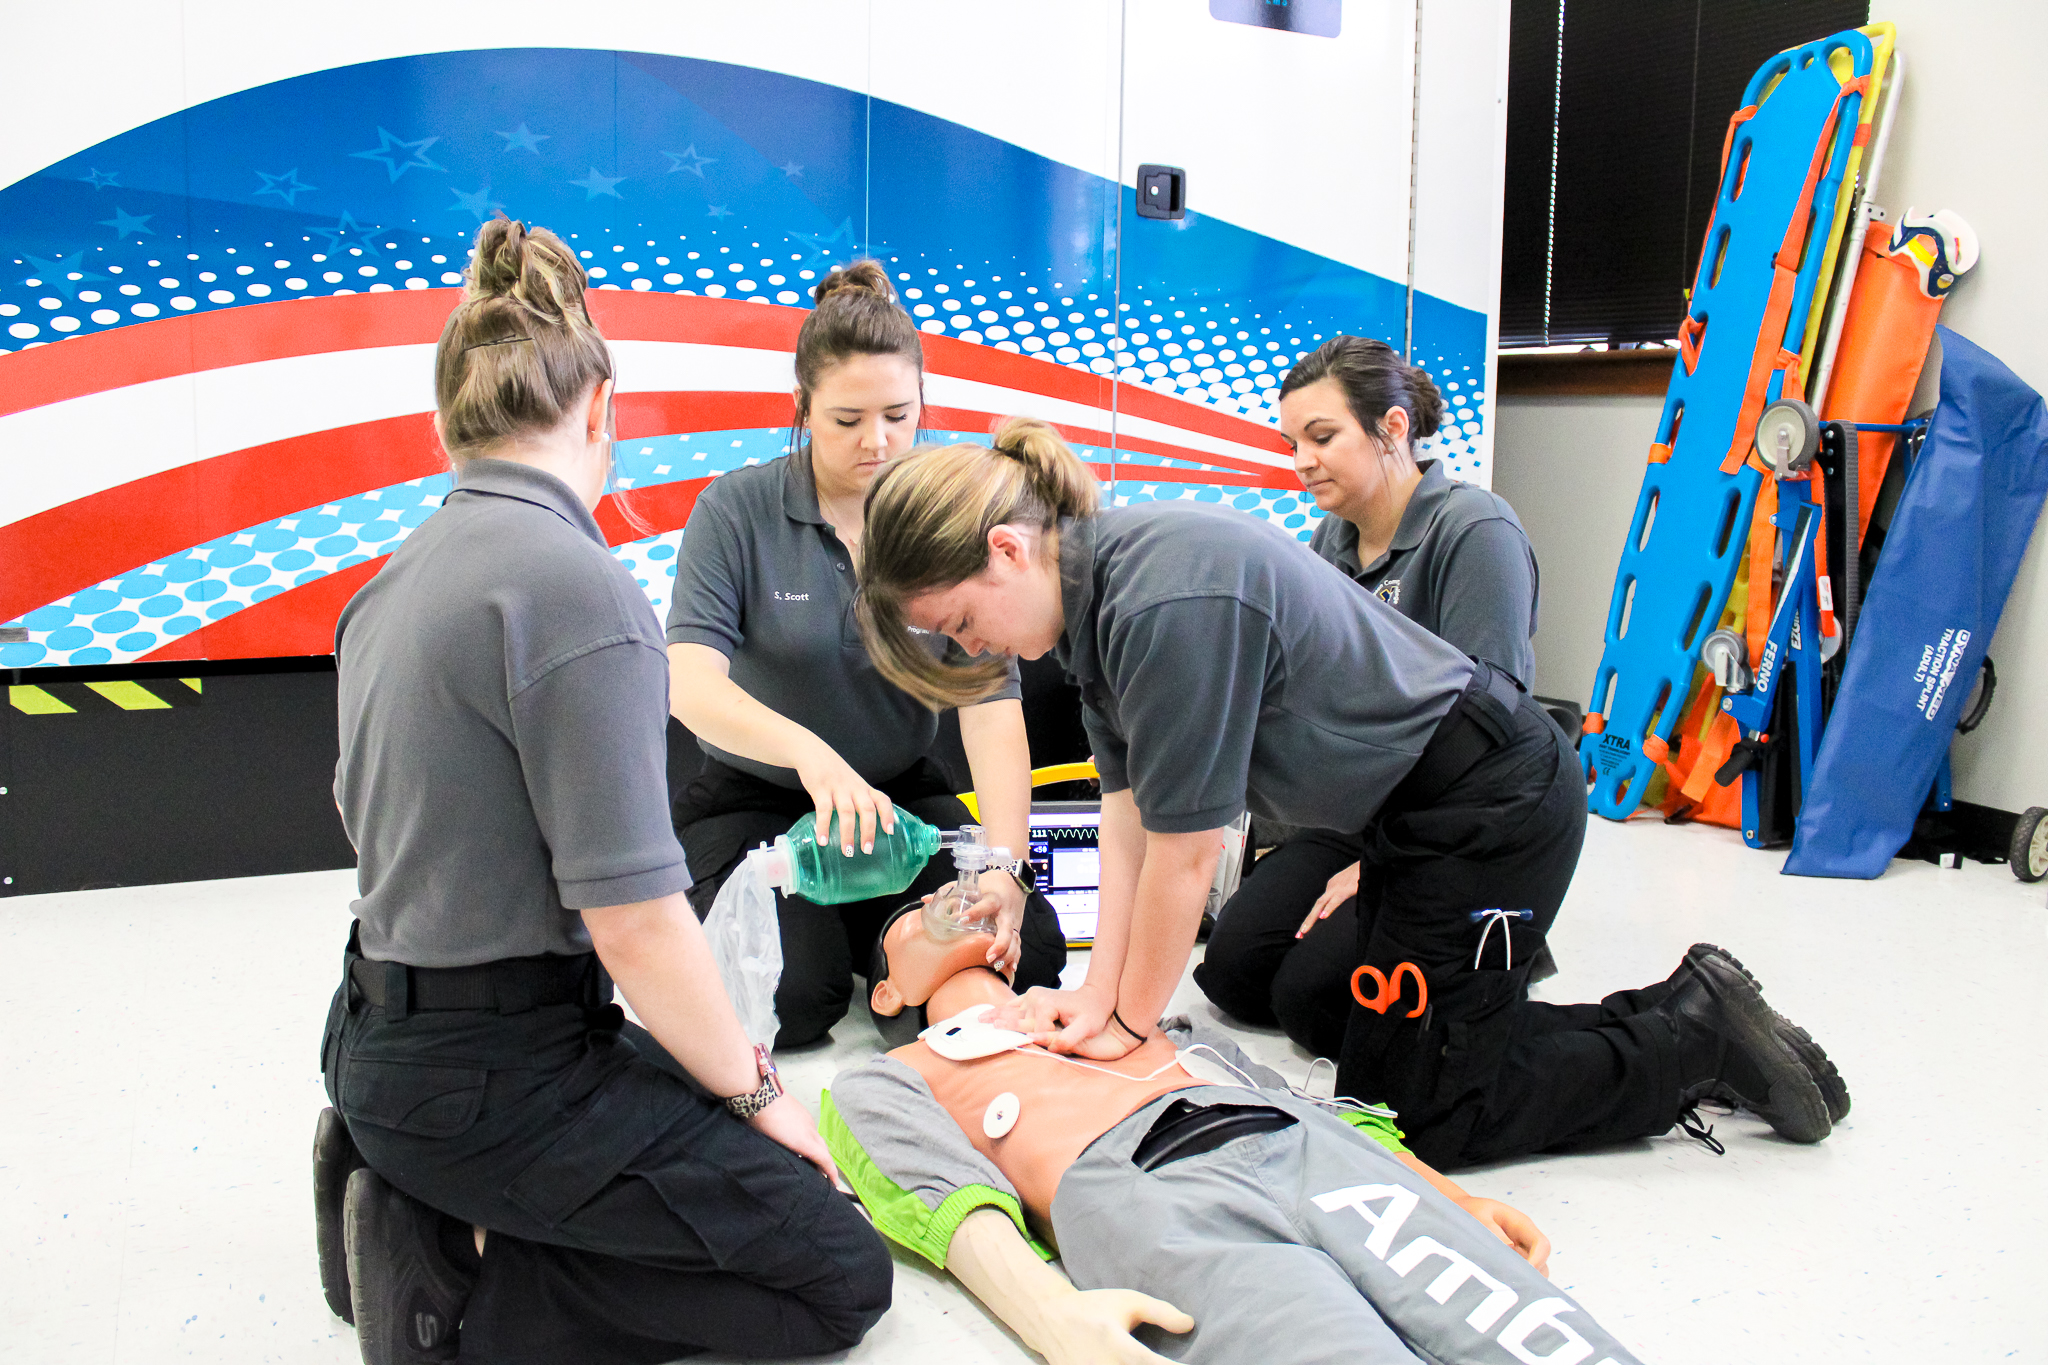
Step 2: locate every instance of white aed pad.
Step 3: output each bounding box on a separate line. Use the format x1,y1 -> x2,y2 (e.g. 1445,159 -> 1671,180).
983,1092 -> 1022,1139
920,1004 -> 1033,1061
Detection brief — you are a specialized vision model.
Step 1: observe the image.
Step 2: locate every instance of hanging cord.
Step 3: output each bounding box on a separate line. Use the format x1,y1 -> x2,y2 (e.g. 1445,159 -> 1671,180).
1469,909 -> 1535,970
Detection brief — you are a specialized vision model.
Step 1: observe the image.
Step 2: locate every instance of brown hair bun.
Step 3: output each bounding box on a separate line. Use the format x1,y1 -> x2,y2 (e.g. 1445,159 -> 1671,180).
812,258 -> 897,306
433,218 -> 613,461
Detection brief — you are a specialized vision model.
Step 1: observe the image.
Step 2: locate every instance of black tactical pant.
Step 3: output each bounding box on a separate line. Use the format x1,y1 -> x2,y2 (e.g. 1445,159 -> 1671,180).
1334,682 -> 1685,1171
323,965 -> 892,1364
674,757 -> 1068,1047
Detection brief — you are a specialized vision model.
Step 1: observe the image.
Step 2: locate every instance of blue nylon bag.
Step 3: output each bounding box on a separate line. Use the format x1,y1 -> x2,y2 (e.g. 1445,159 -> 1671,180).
1785,328 -> 2048,878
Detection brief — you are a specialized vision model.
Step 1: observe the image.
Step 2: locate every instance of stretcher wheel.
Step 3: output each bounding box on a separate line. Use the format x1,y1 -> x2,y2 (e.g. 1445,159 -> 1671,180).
1757,399 -> 1821,477
2010,807 -> 2048,883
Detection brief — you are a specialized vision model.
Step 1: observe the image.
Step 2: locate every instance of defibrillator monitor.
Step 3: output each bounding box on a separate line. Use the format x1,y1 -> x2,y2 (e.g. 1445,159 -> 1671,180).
1028,801 -> 1103,946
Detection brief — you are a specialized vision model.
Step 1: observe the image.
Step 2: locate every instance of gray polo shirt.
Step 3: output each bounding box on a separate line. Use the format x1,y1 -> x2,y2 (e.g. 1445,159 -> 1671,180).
1311,459 -> 1540,687
335,458 -> 691,967
665,449 -> 1020,787
1054,502 -> 1474,834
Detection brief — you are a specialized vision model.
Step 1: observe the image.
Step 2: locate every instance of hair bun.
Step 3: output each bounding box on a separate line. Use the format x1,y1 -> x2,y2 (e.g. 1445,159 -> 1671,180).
813,258 -> 896,306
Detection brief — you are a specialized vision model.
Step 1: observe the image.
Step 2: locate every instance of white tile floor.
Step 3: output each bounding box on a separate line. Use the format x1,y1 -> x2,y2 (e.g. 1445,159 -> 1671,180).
2,816 -> 2043,1363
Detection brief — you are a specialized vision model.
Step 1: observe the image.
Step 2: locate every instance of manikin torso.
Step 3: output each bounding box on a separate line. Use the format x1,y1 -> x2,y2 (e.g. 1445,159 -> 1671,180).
893,1033 -> 1196,1225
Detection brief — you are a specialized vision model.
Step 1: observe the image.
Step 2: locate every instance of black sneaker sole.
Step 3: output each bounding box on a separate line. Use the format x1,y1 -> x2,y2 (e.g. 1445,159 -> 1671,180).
1679,952 -> 1831,1144
315,1108 -> 368,1324
344,1169 -> 468,1364
1687,944 -> 1850,1125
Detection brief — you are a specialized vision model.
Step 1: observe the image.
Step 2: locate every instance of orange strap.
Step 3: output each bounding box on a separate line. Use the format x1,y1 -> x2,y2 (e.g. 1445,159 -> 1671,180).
1581,712 -> 1606,735
1720,74 -> 1874,477
1718,105 -> 1760,179
1352,962 -> 1428,1019
1647,442 -> 1673,465
1679,315 -> 1707,375
1681,711 -> 1743,803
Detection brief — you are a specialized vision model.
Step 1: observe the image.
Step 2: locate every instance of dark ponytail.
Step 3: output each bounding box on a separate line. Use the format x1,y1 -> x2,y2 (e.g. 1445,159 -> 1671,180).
1279,336 -> 1445,447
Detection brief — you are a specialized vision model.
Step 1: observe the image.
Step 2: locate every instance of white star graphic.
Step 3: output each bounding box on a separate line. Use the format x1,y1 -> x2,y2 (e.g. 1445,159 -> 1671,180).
254,169 -> 318,207
664,146 -> 716,177
569,168 -> 626,200
98,207 -> 155,239
496,123 -> 549,154
349,128 -> 447,182
448,185 -> 505,223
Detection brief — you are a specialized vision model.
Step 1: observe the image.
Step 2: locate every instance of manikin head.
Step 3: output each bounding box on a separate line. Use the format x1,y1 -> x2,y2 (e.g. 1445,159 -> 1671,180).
867,900 -> 1018,1048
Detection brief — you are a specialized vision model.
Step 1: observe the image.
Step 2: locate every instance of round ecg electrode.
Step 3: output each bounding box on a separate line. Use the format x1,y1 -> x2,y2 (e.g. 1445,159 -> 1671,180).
983,1092 -> 1021,1139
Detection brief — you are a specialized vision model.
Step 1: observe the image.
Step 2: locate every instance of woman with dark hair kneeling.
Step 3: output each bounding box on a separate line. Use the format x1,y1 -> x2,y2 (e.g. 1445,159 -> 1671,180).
1197,336 -> 1542,1062
317,219 -> 890,1365
852,417 -> 1846,1173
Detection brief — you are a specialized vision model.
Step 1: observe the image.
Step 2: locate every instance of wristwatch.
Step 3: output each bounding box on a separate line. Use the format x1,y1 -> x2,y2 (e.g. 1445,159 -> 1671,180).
723,1044 -> 784,1120
995,858 -> 1039,892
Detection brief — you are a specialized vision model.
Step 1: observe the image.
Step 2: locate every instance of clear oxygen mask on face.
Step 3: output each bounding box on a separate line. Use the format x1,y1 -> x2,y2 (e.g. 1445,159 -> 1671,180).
922,824 -> 1012,939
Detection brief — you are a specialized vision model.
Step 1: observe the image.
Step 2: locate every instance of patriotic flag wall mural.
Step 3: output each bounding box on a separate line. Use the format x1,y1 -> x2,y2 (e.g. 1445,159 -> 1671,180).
0,47 -> 1493,671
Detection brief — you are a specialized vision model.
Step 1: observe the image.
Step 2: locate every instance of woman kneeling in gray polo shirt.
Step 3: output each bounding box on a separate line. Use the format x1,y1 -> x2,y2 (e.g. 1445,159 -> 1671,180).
318,220 -> 890,1365
665,261 -> 1066,1049
1199,338 -> 1543,1062
851,418 -> 1842,1173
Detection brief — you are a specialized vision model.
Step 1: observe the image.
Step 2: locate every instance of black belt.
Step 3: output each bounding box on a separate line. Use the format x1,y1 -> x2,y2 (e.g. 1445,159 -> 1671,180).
347,949 -> 609,1019
1383,660 -> 1529,815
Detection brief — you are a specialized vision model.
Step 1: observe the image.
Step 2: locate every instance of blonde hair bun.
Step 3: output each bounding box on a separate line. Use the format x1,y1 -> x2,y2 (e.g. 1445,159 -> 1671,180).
433,218 -> 613,462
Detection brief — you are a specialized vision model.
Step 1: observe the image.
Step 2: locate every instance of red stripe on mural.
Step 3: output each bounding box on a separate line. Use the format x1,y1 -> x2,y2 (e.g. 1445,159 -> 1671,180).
617,390 -> 791,440
0,394 -> 795,624
141,555 -> 388,663
0,415 -> 442,626
0,291 -> 807,419
597,476 -> 712,546
1,289 -> 1286,462
0,293 -> 455,419
921,406 -> 1291,489
7,391 -> 1283,628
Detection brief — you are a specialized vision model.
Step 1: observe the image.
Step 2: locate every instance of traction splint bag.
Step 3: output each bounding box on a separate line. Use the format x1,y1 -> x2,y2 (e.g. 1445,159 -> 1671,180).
1785,328 -> 2048,878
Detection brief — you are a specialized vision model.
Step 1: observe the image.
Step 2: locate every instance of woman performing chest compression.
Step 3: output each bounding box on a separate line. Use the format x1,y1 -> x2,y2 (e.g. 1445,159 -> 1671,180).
1197,337 -> 1541,1061
317,220 -> 889,1365
852,416 -> 1846,1173
665,261 -> 1066,1049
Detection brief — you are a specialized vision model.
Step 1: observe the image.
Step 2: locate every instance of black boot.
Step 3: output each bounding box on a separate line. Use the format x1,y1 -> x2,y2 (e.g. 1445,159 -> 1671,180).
344,1169 -> 479,1364
1681,944 -> 1850,1124
1658,949 -> 1831,1144
314,1107 -> 369,1323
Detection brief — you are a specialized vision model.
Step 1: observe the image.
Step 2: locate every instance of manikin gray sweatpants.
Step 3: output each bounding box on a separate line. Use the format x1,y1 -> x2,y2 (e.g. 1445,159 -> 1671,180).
1050,1087 -> 1645,1365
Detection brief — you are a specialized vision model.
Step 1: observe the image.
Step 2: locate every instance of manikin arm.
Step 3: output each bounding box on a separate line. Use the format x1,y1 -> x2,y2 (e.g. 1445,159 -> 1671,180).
1395,1152 -> 1551,1274
948,1208 -> 1193,1365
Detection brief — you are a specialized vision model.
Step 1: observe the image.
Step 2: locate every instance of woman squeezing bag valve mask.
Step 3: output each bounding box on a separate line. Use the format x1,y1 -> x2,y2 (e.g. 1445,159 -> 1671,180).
664,260 -> 1066,1050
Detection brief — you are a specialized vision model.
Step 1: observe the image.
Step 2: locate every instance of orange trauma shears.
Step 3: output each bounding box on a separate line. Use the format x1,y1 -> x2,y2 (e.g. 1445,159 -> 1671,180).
1351,962 -> 1428,1018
